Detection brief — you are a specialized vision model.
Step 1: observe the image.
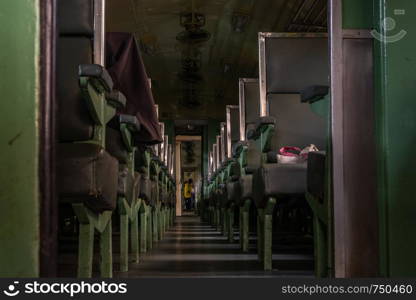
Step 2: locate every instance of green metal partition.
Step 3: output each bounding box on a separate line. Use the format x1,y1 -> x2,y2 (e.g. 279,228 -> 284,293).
373,0 -> 416,277
0,0 -> 41,277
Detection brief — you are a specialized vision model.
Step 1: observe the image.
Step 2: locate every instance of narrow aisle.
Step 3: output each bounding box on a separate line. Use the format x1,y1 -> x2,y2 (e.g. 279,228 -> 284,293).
117,214 -> 314,278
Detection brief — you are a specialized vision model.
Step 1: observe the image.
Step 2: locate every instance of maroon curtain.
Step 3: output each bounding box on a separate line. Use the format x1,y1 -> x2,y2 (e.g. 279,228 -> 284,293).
106,32 -> 162,144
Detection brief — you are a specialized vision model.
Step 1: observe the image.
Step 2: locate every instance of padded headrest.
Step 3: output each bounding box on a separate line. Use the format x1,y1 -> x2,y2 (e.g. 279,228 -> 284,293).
230,107 -> 240,143
264,36 -> 329,93
58,0 -> 94,36
243,81 -> 260,125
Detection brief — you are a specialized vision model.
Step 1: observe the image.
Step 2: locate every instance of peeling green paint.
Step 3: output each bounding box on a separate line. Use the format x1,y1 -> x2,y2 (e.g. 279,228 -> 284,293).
0,0 -> 40,276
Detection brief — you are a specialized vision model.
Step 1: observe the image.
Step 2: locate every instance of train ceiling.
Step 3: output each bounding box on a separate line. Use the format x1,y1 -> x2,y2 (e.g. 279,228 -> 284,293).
106,0 -> 327,121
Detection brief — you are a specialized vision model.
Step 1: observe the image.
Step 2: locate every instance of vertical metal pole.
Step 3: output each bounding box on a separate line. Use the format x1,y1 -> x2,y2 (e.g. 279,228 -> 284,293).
258,33 -> 268,117
329,0 -> 346,278
226,106 -> 232,158
213,144 -> 217,172
216,136 -> 221,167
220,123 -> 226,162
239,79 -> 246,141
158,123 -> 165,160
93,0 -> 105,66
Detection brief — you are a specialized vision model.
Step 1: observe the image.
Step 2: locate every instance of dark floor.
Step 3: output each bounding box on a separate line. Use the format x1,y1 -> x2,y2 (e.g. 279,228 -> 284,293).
115,214 -> 314,278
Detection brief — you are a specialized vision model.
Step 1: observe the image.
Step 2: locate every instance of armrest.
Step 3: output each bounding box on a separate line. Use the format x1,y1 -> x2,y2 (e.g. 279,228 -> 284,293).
225,158 -> 234,165
151,155 -> 161,165
119,114 -> 140,132
244,166 -> 257,174
114,114 -> 140,151
145,145 -> 156,156
79,64 -> 113,92
301,85 -> 329,103
232,140 -> 249,158
266,151 -> 278,163
107,90 -> 126,110
248,117 -> 276,140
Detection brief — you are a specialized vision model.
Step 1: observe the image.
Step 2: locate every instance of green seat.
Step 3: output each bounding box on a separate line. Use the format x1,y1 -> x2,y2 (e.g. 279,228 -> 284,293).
106,110 -> 143,272
56,0 -> 117,278
251,33 -> 329,271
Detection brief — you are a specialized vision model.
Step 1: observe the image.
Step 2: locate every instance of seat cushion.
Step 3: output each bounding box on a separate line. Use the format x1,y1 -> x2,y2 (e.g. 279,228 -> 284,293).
58,143 -> 118,213
307,151 -> 326,201
57,37 -> 94,142
254,163 -> 307,208
106,127 -> 129,163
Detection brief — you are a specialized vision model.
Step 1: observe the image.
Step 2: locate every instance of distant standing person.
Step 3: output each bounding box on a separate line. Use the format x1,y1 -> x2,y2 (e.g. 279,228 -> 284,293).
190,181 -> 195,210
183,179 -> 193,211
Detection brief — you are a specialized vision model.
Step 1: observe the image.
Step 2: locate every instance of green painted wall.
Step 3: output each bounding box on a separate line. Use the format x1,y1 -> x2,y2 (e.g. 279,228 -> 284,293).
342,0 -> 374,29
374,0 -> 416,277
0,0 -> 40,276
344,0 -> 416,276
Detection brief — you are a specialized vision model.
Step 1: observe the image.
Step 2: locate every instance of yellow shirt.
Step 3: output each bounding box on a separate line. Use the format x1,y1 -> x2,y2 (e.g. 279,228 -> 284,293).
184,183 -> 192,198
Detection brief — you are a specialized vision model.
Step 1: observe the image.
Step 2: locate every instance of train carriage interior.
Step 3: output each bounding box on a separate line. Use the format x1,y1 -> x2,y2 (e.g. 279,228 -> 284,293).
1,0 -> 416,281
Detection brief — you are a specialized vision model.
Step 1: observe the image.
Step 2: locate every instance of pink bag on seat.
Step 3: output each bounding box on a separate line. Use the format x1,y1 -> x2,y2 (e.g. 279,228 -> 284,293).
277,145 -> 319,164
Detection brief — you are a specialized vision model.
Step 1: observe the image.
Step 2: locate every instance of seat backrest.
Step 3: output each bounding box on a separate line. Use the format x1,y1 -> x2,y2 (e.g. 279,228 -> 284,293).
57,0 -> 96,142
268,94 -> 326,150
239,79 -> 260,140
229,107 -> 240,145
260,34 -> 328,151
220,122 -> 227,161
